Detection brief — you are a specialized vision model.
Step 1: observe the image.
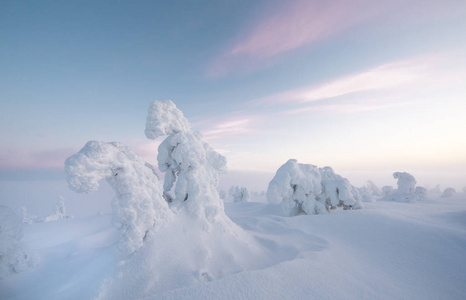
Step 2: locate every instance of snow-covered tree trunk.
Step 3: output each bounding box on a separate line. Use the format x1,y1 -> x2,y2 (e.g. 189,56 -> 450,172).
65,141 -> 172,255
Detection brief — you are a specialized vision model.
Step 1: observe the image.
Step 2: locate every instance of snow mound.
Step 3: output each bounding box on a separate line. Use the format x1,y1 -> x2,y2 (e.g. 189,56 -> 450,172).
0,205 -> 34,279
266,159 -> 362,216
382,172 -> 419,203
65,141 -> 172,255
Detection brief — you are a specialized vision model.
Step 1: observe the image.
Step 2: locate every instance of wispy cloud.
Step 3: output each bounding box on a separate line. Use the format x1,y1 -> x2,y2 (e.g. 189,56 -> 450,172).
195,116 -> 259,140
208,0 -> 377,76
253,58 -> 428,106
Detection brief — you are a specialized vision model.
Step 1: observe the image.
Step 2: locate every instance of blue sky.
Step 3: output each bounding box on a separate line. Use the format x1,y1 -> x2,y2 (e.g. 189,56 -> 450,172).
1,0 -> 466,187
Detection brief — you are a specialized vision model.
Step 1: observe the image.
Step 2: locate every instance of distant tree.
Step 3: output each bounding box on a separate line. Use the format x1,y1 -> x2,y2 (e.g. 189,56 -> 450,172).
44,196 -> 72,222
233,186 -> 250,203
441,187 -> 456,198
382,172 -> 419,203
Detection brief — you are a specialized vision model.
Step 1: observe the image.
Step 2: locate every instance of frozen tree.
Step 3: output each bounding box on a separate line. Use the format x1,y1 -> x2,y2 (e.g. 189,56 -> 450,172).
382,186 -> 394,196
65,141 -> 172,255
441,187 -> 456,198
232,186 -> 250,203
382,172 -> 419,203
415,186 -> 428,198
266,159 -> 362,216
44,196 -> 71,222
357,181 -> 382,202
19,206 -> 38,224
145,100 -> 228,226
0,205 -> 34,278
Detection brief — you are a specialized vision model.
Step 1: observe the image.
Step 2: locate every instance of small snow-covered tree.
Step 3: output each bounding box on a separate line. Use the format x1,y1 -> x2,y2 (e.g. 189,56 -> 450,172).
65,141 -> 172,255
44,196 -> 71,222
145,100 -> 227,226
266,159 -> 362,216
382,172 -> 419,203
441,187 -> 456,198
358,181 -> 382,202
382,186 -> 394,196
19,206 -> 38,224
0,205 -> 34,278
232,186 -> 250,203
415,186 -> 428,198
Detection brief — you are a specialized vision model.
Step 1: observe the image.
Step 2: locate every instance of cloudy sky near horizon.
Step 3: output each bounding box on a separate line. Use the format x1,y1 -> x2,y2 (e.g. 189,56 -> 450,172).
1,0 -> 466,187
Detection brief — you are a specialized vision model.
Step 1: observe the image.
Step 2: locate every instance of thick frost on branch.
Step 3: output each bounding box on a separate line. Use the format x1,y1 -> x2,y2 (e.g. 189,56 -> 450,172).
381,172 -> 419,203
65,141 -> 172,254
145,100 -> 227,225
266,159 -> 362,216
0,205 -> 34,278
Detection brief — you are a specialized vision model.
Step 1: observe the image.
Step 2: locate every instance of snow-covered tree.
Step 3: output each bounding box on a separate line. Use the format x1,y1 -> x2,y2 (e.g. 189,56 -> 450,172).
44,196 -> 71,222
65,141 -> 173,255
382,186 -> 394,196
382,172 -> 419,203
0,205 -> 34,278
145,100 -> 227,226
415,186 -> 428,198
441,187 -> 456,198
19,206 -> 38,224
358,181 -> 382,202
266,159 -> 362,216
232,186 -> 250,203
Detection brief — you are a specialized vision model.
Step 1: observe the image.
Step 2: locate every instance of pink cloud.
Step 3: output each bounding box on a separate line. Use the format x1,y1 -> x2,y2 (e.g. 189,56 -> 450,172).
208,0 -> 375,76
0,148 -> 75,169
252,57 -> 429,106
208,0 -> 466,77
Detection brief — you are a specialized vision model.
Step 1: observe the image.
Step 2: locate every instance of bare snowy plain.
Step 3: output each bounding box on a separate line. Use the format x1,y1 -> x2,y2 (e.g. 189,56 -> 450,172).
1,101 -> 466,300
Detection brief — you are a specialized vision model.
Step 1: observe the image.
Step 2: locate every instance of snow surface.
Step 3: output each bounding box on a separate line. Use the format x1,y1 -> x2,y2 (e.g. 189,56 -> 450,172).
1,193 -> 466,299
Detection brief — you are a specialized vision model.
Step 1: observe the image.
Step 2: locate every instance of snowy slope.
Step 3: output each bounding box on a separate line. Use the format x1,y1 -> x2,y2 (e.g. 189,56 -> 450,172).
1,194 -> 466,300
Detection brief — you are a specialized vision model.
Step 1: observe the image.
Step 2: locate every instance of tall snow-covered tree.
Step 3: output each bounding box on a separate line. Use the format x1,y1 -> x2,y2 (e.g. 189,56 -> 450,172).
145,100 -> 228,226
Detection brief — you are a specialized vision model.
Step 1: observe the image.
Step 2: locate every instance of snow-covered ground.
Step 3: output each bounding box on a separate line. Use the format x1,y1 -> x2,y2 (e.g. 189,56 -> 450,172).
1,191 -> 465,300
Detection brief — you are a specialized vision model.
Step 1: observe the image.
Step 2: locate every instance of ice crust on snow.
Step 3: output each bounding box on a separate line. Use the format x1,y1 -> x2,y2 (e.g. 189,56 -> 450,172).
65,141 -> 172,255
145,100 -> 229,226
0,205 -> 34,278
266,159 -> 362,216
